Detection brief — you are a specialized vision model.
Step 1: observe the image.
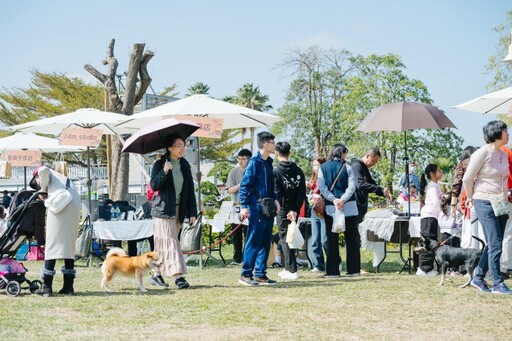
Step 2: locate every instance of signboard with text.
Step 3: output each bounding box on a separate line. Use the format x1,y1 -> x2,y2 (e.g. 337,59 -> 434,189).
1,150 -> 42,166
175,116 -> 223,139
59,127 -> 103,147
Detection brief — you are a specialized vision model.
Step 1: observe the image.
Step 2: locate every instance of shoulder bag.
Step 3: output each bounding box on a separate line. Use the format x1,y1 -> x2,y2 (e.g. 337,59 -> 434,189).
313,162 -> 346,218
44,178 -> 73,214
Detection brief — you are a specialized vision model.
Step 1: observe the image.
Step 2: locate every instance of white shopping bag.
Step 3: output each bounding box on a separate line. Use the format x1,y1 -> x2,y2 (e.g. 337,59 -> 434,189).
332,209 -> 346,233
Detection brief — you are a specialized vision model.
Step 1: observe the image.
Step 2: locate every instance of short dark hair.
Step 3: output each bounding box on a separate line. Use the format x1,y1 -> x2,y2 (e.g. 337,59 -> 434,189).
238,149 -> 252,158
328,144 -> 348,160
257,131 -> 275,149
3,190 -> 8,195
275,141 -> 291,156
165,136 -> 185,149
460,145 -> 477,161
483,120 -> 507,143
366,147 -> 381,158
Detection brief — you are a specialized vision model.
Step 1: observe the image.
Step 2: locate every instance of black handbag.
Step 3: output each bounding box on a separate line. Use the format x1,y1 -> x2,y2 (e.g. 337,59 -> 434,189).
257,168 -> 277,219
258,197 -> 277,219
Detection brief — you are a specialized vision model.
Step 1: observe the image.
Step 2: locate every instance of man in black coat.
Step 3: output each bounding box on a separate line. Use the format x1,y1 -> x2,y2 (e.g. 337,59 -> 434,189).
350,147 -> 392,223
274,141 -> 306,280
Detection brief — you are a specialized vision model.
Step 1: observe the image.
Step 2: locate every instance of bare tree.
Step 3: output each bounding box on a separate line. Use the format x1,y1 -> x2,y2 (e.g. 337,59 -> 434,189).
85,39 -> 154,200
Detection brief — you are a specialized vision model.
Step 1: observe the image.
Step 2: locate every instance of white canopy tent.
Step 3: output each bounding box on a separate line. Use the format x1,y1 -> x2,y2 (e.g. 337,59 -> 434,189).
0,132 -> 85,187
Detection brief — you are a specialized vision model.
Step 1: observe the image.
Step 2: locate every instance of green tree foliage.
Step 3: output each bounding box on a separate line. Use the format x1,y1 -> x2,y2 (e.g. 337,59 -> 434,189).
0,70 -> 104,162
275,46 -> 463,190
159,83 -> 180,97
199,129 -> 251,162
0,69 -> 103,127
186,82 -> 210,96
485,10 -> 512,91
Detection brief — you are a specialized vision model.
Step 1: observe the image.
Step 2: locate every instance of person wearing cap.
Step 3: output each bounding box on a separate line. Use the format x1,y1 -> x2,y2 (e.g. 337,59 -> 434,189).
30,166 -> 81,297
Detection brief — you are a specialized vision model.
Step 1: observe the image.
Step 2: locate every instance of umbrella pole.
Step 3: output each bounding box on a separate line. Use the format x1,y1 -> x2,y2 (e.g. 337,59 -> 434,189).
87,146 -> 92,220
404,131 -> 411,217
24,166 -> 27,189
196,137 -> 202,210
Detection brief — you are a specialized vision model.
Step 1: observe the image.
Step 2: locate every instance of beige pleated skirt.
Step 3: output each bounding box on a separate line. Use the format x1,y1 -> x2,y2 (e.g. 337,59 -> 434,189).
153,216 -> 187,276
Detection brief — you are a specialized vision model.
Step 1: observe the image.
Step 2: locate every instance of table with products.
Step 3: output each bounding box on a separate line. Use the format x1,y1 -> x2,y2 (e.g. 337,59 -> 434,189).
359,209 -> 420,273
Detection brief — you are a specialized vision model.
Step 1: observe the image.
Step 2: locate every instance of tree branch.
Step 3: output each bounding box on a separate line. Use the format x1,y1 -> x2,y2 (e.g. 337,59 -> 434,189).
134,50 -> 154,104
121,43 -> 145,115
83,64 -> 107,84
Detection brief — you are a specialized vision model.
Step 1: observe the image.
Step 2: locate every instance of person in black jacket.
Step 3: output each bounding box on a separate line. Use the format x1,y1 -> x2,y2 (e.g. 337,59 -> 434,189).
274,142 -> 306,280
350,147 -> 392,223
149,136 -> 198,290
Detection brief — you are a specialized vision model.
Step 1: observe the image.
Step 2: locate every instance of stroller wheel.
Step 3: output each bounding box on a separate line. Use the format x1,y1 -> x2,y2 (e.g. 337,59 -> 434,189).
29,280 -> 43,294
6,281 -> 21,297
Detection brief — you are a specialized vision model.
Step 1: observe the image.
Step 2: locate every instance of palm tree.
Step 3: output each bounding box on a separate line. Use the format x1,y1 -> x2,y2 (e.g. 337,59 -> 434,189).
233,83 -> 273,149
186,82 -> 210,96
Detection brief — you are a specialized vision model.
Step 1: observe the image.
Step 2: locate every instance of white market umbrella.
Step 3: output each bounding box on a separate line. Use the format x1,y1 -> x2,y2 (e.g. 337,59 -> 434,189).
115,94 -> 282,130
10,108 -> 137,217
10,108 -> 136,135
453,87 -> 512,114
0,132 -> 85,188
115,94 -> 281,208
0,132 -> 86,152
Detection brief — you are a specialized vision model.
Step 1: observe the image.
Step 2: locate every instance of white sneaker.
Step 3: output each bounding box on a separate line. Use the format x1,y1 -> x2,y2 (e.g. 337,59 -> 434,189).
426,270 -> 438,277
281,272 -> 299,280
278,270 -> 291,278
310,267 -> 323,273
416,268 -> 427,276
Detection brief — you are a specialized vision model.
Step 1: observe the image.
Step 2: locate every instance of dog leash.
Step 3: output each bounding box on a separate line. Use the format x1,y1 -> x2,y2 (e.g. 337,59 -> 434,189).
431,234 -> 456,252
182,218 -> 247,255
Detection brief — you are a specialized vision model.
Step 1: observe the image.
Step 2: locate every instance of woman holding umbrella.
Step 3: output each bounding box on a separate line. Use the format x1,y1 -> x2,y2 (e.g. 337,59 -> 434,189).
149,136 -> 198,289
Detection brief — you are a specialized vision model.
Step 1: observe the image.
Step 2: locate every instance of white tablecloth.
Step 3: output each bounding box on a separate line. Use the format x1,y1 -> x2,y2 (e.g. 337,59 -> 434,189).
359,210 -> 420,267
93,220 -> 153,240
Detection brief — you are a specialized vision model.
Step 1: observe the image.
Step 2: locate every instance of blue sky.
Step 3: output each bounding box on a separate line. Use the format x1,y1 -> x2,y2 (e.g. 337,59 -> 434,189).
0,1 -> 509,147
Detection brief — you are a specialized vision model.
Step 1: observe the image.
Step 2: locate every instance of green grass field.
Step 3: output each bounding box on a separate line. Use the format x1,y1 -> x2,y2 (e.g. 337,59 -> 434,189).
1,246 -> 511,340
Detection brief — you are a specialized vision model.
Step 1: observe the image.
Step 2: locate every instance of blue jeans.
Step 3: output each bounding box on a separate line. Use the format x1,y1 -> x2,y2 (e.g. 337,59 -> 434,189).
310,210 -> 327,271
241,205 -> 274,278
473,199 -> 508,286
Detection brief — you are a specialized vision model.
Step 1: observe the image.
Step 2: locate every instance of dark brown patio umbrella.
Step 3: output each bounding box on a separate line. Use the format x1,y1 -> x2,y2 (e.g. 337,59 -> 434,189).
357,101 -> 457,215
122,117 -> 200,154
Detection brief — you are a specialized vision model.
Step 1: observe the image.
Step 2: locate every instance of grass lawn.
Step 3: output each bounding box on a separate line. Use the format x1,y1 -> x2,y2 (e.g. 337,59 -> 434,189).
1,245 -> 511,340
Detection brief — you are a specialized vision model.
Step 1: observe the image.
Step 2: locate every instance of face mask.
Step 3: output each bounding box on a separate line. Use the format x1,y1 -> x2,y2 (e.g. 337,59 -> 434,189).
409,166 -> 415,173
313,165 -> 319,172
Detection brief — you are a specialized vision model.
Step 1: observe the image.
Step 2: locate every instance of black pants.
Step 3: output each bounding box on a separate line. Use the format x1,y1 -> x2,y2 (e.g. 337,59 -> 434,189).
231,223 -> 246,263
419,217 -> 439,272
45,258 -> 74,272
276,214 -> 297,273
325,214 -> 359,275
127,236 -> 154,257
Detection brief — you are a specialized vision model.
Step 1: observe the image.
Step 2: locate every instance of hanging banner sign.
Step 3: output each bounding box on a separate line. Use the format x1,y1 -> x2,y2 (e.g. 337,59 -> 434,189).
175,116 -> 223,139
1,150 -> 42,166
59,127 -> 103,147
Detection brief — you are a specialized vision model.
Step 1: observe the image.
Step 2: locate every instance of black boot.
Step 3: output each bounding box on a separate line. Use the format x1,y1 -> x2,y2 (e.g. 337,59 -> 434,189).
58,267 -> 76,295
35,268 -> 55,297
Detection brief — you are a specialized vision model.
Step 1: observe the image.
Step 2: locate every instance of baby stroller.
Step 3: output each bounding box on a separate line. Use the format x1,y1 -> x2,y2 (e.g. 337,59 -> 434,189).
0,190 -> 46,297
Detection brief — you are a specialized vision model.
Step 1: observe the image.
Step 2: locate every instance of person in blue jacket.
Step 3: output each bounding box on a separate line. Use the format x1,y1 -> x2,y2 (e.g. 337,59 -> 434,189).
238,131 -> 280,286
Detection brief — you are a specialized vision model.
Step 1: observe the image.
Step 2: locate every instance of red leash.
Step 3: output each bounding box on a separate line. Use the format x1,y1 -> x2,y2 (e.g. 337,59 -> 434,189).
182,218 -> 247,255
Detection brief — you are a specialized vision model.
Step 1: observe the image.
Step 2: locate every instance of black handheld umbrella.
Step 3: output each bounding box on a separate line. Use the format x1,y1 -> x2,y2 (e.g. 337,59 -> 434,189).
357,101 -> 457,216
122,117 -> 200,154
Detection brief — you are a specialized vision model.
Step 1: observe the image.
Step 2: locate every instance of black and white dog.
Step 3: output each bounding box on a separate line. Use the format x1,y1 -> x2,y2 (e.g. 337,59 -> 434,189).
415,235 -> 484,287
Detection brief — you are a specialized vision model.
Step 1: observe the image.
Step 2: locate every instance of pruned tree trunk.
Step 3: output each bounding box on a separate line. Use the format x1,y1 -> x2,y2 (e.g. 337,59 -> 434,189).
85,39 -> 153,201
